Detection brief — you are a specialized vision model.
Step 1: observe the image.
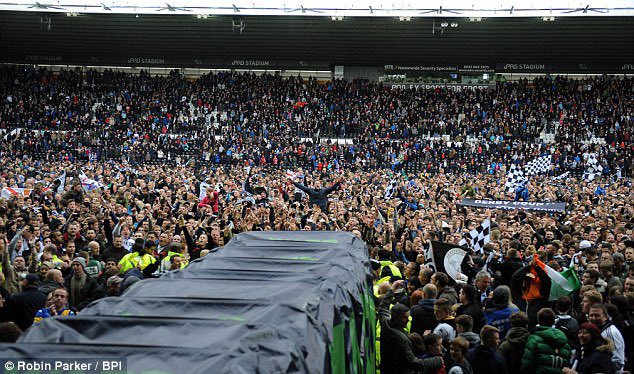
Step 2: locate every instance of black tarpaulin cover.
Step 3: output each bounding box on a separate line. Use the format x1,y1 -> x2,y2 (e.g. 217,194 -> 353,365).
1,231 -> 375,374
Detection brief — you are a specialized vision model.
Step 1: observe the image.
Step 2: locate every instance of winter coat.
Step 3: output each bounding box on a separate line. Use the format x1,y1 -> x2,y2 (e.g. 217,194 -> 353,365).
7,286 -> 47,330
484,306 -> 520,340
458,332 -> 480,347
292,181 -> 340,212
520,326 -> 571,374
378,289 -> 443,374
438,286 -> 459,305
38,280 -> 62,296
456,302 -> 485,334
448,360 -> 473,374
467,344 -> 508,374
571,340 -> 615,374
410,298 -> 438,336
498,327 -> 530,372
63,274 -> 98,309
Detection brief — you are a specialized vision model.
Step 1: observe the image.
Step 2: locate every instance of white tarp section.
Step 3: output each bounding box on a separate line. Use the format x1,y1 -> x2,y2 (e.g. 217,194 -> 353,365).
1,0 -> 633,17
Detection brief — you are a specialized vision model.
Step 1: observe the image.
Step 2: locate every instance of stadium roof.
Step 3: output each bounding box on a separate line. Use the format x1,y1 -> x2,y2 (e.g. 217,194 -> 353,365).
1,0 -> 633,17
0,10 -> 632,68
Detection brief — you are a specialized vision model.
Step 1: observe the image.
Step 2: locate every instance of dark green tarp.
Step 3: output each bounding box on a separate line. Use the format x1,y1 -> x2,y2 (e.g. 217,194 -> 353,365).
0,231 -> 375,374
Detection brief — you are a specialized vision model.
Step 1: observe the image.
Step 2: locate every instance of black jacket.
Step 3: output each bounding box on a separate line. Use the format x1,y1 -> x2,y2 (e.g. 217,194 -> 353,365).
293,181 -> 341,212
102,245 -> 128,264
456,302 -> 485,334
64,274 -> 98,310
410,298 -> 438,336
491,258 -> 524,287
572,341 -> 615,374
497,327 -> 530,372
378,290 -> 443,374
466,344 -> 509,374
8,286 -> 47,331
77,283 -> 108,310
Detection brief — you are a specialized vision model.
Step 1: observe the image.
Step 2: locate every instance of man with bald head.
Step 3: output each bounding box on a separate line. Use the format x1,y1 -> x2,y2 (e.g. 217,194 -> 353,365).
38,269 -> 64,296
411,283 -> 438,336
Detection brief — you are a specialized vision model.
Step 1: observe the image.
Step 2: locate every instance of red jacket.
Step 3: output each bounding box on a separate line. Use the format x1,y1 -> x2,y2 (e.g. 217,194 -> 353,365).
198,191 -> 219,213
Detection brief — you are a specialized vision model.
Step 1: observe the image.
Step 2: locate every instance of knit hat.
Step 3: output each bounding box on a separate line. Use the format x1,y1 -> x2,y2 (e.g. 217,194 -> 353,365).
491,286 -> 510,308
25,274 -> 40,286
124,276 -> 140,289
41,261 -> 56,270
71,257 -> 86,270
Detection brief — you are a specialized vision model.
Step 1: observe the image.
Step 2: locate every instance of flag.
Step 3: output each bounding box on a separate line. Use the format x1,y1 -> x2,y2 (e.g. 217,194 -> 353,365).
534,255 -> 581,301
505,164 -> 527,193
505,155 -> 551,193
582,153 -> 603,182
459,219 -> 491,254
78,171 -> 104,192
524,155 -> 552,176
429,241 -> 468,281
552,171 -> 569,181
384,178 -> 399,199
51,171 -> 66,194
285,170 -> 297,180
1,187 -> 33,200
199,181 -> 211,201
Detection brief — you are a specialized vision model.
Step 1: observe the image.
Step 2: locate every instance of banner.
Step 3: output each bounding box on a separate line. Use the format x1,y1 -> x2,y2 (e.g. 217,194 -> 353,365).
1,187 -> 34,199
78,171 -> 104,192
385,82 -> 495,91
430,241 -> 468,281
457,198 -> 566,212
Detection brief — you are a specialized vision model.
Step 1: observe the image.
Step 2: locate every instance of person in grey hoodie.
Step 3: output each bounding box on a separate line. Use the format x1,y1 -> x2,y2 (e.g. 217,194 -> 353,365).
432,272 -> 459,305
455,315 -> 481,348
497,311 -> 531,373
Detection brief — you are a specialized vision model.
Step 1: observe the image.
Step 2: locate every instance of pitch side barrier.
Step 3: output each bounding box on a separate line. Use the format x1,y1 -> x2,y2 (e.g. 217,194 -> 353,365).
0,231 -> 375,374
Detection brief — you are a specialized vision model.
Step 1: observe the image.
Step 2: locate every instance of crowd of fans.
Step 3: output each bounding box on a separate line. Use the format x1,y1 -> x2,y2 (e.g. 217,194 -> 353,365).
1,66 -> 632,176
0,66 -> 632,373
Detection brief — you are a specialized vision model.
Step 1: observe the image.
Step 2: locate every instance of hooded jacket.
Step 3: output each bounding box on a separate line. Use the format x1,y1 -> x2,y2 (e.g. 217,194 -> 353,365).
572,339 -> 615,374
456,302 -> 485,334
438,286 -> 459,305
520,326 -> 571,374
378,289 -> 443,374
498,327 -> 530,372
467,344 -> 508,374
410,298 -> 438,336
458,332 -> 481,347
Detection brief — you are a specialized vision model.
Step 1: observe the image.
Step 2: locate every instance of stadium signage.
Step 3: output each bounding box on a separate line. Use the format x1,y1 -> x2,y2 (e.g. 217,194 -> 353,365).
127,57 -> 166,65
25,55 -> 63,62
500,63 -> 547,71
458,64 -> 495,73
230,60 -> 273,67
457,198 -> 566,212
386,82 -> 495,91
384,64 -> 494,73
384,64 -> 459,72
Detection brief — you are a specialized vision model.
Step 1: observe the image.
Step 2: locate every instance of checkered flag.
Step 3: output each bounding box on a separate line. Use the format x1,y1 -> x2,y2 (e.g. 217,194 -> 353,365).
505,164 -> 527,193
582,153 -> 603,182
552,171 -> 570,181
524,155 -> 552,176
384,177 -> 399,199
459,219 -> 491,254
